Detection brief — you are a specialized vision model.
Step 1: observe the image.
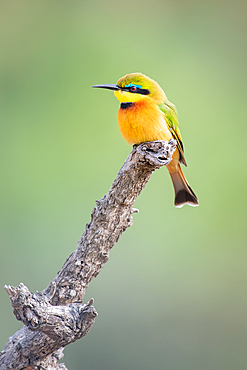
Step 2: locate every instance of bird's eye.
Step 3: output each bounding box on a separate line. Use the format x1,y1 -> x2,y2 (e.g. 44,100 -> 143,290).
130,86 -> 137,92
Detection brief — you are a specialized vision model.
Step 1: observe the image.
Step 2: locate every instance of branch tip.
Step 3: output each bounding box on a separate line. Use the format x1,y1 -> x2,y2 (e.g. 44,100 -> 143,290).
87,298 -> 94,306
4,284 -> 17,299
132,208 -> 139,214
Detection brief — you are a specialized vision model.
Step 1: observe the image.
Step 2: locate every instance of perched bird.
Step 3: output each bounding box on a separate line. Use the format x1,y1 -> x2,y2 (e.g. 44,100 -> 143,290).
93,73 -> 198,208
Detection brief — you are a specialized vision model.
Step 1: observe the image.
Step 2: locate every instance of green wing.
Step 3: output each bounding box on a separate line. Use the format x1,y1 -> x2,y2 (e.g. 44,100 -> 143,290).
159,100 -> 187,166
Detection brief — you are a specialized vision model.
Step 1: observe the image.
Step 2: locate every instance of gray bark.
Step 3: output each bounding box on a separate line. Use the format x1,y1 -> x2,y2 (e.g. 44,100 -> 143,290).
0,140 -> 177,370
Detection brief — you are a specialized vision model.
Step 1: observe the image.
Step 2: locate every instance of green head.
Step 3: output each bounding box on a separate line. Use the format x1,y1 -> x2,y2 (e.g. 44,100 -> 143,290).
93,73 -> 167,104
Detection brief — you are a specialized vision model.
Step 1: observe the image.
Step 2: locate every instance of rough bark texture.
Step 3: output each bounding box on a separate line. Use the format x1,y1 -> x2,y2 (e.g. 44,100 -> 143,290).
0,140 -> 177,370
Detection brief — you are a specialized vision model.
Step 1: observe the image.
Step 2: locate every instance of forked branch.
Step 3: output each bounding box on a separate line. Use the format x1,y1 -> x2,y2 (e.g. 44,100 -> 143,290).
0,140 -> 177,370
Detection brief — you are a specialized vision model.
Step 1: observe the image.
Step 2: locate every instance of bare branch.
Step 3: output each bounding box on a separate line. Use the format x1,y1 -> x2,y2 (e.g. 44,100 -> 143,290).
46,139 -> 177,306
0,140 -> 177,370
5,283 -> 96,342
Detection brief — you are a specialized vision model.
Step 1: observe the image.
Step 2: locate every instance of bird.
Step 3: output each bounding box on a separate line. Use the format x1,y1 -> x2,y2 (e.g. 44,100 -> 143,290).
92,73 -> 198,208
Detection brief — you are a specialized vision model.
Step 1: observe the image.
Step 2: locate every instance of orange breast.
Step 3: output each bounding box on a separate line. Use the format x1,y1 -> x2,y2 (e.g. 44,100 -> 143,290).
117,99 -> 173,145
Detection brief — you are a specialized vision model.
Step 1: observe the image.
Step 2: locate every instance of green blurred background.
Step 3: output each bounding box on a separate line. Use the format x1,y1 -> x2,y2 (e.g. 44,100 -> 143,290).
1,1 -> 247,369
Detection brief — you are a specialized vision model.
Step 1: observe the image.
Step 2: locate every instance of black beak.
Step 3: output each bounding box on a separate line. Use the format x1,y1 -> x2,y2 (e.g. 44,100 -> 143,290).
92,84 -> 120,91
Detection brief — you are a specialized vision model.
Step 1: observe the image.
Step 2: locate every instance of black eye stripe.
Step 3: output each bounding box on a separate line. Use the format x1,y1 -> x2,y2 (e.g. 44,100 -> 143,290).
121,86 -> 150,95
135,88 -> 150,95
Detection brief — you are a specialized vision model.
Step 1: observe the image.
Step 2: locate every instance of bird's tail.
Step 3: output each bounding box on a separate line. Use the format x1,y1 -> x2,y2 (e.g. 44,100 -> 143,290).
169,164 -> 199,208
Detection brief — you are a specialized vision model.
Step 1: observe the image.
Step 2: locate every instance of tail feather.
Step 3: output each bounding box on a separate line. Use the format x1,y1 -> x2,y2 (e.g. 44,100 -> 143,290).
170,165 -> 199,208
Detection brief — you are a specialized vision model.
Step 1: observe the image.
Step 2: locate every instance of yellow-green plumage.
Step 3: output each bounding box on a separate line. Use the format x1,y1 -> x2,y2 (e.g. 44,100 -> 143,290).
158,100 -> 187,166
93,73 -> 198,207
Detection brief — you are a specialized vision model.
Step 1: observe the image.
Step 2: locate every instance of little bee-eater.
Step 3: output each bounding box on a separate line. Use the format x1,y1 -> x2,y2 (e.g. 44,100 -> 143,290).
93,73 -> 198,208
